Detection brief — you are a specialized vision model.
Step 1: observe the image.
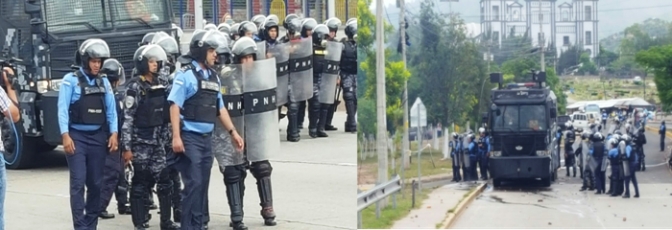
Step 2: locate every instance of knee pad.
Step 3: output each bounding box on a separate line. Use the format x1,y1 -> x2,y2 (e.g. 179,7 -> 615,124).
344,91 -> 356,101
250,160 -> 273,179
289,102 -> 300,111
223,164 -> 247,184
156,168 -> 173,193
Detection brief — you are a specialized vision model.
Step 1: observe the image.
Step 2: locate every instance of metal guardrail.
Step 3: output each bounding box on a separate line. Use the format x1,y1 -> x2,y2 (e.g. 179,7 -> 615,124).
357,175 -> 402,212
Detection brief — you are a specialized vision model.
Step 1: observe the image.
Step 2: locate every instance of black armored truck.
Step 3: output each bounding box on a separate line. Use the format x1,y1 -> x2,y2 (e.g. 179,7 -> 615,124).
0,0 -> 176,168
486,72 -> 561,187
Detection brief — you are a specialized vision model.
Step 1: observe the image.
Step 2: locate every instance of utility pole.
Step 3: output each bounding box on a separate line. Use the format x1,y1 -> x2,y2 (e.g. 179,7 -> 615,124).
539,0 -> 545,72
401,0 -> 410,169
375,0 -> 389,207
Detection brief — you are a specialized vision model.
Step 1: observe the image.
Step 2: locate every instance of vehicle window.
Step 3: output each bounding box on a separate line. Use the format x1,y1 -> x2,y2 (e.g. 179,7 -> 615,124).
45,0 -> 105,33
493,105 -> 546,131
108,0 -> 168,27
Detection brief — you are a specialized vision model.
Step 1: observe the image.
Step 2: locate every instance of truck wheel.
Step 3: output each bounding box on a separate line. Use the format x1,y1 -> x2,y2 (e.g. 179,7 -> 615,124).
541,177 -> 552,187
1,117 -> 36,169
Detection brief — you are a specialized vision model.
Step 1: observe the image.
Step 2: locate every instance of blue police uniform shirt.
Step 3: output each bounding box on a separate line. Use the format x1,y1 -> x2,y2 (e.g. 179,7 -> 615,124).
167,60 -> 225,134
602,113 -> 607,119
625,145 -> 632,158
57,68 -> 118,135
608,148 -> 619,158
468,142 -> 477,157
253,35 -> 262,42
661,124 -> 666,132
450,141 -> 460,156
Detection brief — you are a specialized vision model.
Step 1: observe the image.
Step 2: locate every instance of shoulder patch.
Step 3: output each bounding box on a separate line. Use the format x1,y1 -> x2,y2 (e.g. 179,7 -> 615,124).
174,80 -> 184,85
124,96 -> 136,109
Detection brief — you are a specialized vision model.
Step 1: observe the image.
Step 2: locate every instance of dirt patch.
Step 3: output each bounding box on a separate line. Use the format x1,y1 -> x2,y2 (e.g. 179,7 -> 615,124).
358,163 -> 378,185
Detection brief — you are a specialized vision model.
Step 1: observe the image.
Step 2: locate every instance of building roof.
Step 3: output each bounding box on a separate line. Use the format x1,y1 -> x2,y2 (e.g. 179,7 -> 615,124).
558,2 -> 572,8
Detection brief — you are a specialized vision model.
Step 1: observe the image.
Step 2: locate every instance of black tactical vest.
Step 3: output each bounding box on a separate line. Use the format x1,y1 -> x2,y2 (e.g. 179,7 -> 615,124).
313,45 -> 326,75
566,131 -> 575,144
69,70 -> 107,125
132,77 -> 168,128
181,64 -> 220,124
592,141 -> 605,158
341,41 -> 357,74
114,91 -> 124,132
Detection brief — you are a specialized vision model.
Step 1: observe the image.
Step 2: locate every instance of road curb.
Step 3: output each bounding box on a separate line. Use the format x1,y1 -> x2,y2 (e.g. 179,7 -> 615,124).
437,182 -> 487,229
644,125 -> 672,140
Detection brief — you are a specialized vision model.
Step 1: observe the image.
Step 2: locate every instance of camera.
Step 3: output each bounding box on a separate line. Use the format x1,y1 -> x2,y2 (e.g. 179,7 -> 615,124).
0,49 -> 22,91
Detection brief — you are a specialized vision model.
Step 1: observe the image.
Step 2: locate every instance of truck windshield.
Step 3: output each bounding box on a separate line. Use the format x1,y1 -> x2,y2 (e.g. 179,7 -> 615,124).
45,0 -> 169,33
585,104 -> 600,113
493,105 -> 547,132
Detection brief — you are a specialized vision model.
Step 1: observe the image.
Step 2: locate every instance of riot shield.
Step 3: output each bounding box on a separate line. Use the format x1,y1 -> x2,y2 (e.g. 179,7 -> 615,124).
601,156 -> 608,172
214,64 -> 246,167
288,39 -> 314,102
268,43 -> 290,106
581,141 -> 590,170
256,41 -> 267,60
243,58 -> 281,162
619,141 -> 630,176
318,41 -> 343,104
461,134 -> 471,168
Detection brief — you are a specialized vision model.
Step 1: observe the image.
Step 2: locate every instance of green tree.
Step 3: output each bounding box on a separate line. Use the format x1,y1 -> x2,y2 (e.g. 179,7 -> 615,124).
635,45 -> 672,111
357,0 -> 411,136
577,52 -> 597,75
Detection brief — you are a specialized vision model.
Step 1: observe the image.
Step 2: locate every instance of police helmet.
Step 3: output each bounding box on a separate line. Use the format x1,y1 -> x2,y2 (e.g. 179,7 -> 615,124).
231,37 -> 258,64
204,23 -> 217,31
139,32 -> 156,47
217,23 -> 231,35
151,32 -> 180,56
324,17 -> 342,32
614,130 -> 622,136
625,123 -> 631,131
101,58 -> 125,85
478,127 -> 485,134
171,23 -> 184,40
638,127 -> 645,134
213,31 -> 232,65
230,23 -> 241,40
301,18 -> 318,38
250,14 -> 266,29
312,24 -> 330,46
188,30 -> 228,63
612,134 -> 621,142
133,44 -> 168,75
346,18 -> 356,25
77,38 -> 110,73
608,138 -> 619,147
286,18 -> 303,37
345,19 -> 357,39
468,134 -> 475,140
261,14 -> 280,41
592,132 -> 603,141
452,132 -> 458,139
238,21 -> 258,38
581,130 -> 591,140
284,14 -> 300,29
621,134 -> 630,142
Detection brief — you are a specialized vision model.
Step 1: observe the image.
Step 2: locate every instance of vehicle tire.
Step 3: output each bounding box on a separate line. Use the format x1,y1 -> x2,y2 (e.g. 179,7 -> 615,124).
541,176 -> 552,187
1,117 -> 36,169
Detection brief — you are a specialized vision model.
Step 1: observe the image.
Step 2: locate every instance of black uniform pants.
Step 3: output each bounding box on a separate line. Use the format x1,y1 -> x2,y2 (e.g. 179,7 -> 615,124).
174,131 -> 213,230
593,158 -> 606,192
623,161 -> 639,196
100,149 -> 125,212
65,128 -> 107,230
451,154 -> 462,181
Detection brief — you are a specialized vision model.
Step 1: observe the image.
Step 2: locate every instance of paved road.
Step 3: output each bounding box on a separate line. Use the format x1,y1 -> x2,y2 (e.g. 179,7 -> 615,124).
453,127 -> 672,228
4,112 -> 357,230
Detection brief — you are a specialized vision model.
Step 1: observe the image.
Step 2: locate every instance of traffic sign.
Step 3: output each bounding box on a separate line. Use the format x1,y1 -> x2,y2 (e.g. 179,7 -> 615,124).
410,98 -> 427,128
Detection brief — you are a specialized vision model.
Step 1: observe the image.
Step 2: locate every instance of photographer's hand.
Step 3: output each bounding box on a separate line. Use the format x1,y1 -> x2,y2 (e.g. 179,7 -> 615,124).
2,67 -> 18,104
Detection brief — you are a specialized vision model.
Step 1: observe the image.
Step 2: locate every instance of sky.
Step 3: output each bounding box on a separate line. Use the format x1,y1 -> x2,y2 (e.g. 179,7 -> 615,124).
369,0 -> 672,40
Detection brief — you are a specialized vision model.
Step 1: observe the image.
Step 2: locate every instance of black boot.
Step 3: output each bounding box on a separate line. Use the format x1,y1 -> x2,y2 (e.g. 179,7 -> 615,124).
308,99 -> 320,138
572,167 -> 576,177
226,181 -> 248,230
287,102 -> 301,142
297,101 -> 306,129
131,195 -> 149,229
99,210 -> 115,219
325,104 -> 337,131
343,91 -> 357,133
257,177 -> 277,226
118,205 -> 132,215
158,193 -> 180,229
316,104 -> 330,138
566,167 -> 570,177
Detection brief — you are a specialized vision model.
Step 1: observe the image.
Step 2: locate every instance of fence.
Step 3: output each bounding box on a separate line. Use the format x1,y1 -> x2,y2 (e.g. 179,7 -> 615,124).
170,0 -> 357,29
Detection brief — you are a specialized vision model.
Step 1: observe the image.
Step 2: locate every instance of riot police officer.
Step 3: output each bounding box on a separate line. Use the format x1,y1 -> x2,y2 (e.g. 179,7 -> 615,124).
449,133 -> 462,182
307,25 -> 332,138
321,17 -> 342,131
57,38 -> 119,230
99,58 -> 129,219
564,122 -> 577,177
167,30 -> 244,230
280,14 -> 302,43
602,110 -> 608,127
231,23 -> 241,41
467,134 -> 478,181
660,121 -> 666,151
476,128 -> 490,180
578,131 -> 595,191
341,19 -> 357,133
149,33 -> 184,227
622,134 -> 640,198
590,132 -> 606,194
121,44 -> 179,230
635,127 -> 647,171
238,21 -> 258,40
250,14 -> 266,41
607,137 -> 624,197
298,18 -> 318,130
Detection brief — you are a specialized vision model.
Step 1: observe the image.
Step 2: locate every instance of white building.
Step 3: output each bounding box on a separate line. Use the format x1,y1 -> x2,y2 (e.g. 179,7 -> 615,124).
480,0 -> 599,58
